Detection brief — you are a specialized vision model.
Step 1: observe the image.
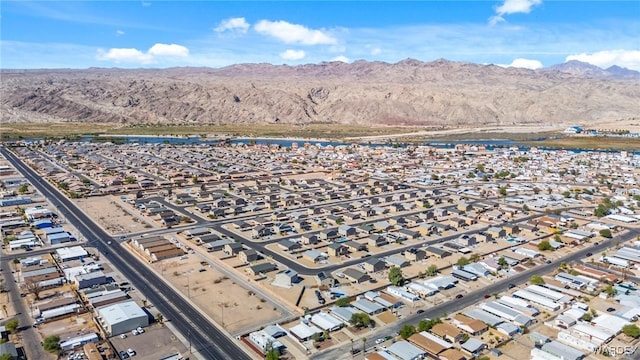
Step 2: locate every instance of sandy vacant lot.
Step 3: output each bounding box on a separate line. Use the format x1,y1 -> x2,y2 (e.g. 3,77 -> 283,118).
74,196 -> 156,235
154,257 -> 282,334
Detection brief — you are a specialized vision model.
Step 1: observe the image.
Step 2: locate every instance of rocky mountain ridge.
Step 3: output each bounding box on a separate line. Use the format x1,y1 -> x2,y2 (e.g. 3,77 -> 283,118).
2,59 -> 638,127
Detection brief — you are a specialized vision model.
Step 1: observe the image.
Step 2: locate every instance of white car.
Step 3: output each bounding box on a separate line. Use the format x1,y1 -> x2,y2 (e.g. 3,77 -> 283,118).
127,348 -> 136,356
119,334 -> 127,339
136,327 -> 144,334
375,338 -> 385,345
131,329 -> 139,336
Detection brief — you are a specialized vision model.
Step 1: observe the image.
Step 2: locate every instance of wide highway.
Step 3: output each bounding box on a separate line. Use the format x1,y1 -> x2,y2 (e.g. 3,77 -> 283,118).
0,146 -> 251,360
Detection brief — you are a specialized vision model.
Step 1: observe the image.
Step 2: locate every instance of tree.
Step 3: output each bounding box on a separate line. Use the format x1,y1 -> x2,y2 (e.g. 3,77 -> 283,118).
18,184 -> 28,194
4,319 -> 18,333
399,324 -> 416,339
530,275 -> 545,285
498,257 -> 508,269
623,324 -> 640,338
426,264 -> 439,276
469,253 -> 481,263
0,353 -> 12,360
349,313 -> 371,328
125,176 -> 137,184
581,312 -> 593,322
599,229 -> 612,238
22,278 -> 43,300
499,186 -> 507,197
522,204 -> 530,212
456,257 -> 470,267
335,297 -> 351,307
155,313 -> 164,324
388,266 -> 405,286
603,285 -> 616,297
417,318 -> 442,332
43,335 -> 61,354
537,240 -> 553,251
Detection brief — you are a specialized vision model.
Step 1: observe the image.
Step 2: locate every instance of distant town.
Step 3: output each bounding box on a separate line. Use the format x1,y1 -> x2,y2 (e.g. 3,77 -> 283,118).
1,139 -> 640,360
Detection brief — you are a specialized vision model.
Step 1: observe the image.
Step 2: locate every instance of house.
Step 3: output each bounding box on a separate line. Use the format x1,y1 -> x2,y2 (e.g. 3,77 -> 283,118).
431,322 -> 465,343
327,243 -> 348,257
343,268 -> 370,283
452,314 -> 488,336
363,257 -> 386,273
302,249 -> 324,263
461,338 -> 487,357
338,225 -> 357,237
300,234 -> 319,245
503,224 -> 520,235
387,340 -> 427,360
223,242 -> 243,255
404,248 -> 426,262
386,255 -> 410,268
425,246 -> 452,259
278,239 -> 301,252
368,235 -> 388,248
315,272 -> 337,288
238,249 -> 258,263
249,263 -> 277,276
272,269 -> 301,288
486,227 -> 506,238
344,240 -> 366,252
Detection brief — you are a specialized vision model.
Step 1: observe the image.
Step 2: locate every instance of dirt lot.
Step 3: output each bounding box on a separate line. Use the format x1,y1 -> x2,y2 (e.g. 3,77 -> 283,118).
154,256 -> 282,333
73,196 -> 156,235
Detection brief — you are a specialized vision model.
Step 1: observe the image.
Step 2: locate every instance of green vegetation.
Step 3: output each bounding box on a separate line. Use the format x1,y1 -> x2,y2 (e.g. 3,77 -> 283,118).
622,324 -> 640,338
530,275 -> 545,285
349,313 -> 372,328
426,264 -> 439,276
538,240 -> 553,251
4,319 -> 18,333
1,353 -> 13,360
594,198 -> 622,217
399,324 -> 416,339
499,186 -> 507,197
43,335 -> 61,354
417,318 -> 442,332
599,229 -> 612,238
335,297 -> 351,307
498,257 -> 508,268
388,266 -> 405,286
581,312 -> 593,322
603,285 -> 616,297
456,257 -> 470,267
18,183 -> 28,194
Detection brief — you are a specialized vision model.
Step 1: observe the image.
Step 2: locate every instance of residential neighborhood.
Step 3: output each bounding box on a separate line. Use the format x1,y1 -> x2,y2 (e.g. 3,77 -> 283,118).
1,139 -> 640,360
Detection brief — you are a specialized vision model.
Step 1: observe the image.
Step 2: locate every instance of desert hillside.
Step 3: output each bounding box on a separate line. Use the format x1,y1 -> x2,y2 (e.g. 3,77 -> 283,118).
1,59 -> 638,128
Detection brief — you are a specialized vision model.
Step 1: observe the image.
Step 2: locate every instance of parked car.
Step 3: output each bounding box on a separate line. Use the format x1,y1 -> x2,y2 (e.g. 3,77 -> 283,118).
606,307 -> 616,312
508,283 -> 516,289
375,338 -> 385,345
416,309 -> 425,314
127,349 -> 136,356
455,294 -> 464,299
119,351 -> 129,359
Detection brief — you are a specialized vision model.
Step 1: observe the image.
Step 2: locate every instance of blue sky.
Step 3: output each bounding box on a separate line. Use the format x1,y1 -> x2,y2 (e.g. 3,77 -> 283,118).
2,1 -> 639,70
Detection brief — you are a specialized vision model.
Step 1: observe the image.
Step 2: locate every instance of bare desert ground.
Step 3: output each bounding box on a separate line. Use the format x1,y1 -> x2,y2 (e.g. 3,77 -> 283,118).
73,196 -> 156,235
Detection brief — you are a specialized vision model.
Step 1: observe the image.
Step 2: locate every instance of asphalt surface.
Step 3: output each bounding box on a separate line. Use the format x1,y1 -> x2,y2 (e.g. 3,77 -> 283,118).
0,260 -> 50,360
312,229 -> 639,360
1,146 -> 251,360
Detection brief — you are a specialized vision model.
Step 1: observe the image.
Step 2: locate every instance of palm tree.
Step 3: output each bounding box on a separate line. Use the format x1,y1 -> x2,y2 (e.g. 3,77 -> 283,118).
362,337 -> 367,355
350,339 -> 354,355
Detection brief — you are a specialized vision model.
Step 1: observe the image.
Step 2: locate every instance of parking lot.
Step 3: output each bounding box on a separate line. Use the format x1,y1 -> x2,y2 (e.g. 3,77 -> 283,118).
108,323 -> 187,360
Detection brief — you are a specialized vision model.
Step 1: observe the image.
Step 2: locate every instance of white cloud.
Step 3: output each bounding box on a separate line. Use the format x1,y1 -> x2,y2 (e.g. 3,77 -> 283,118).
490,0 -> 542,26
148,43 -> 189,57
214,17 -> 250,33
331,55 -> 350,63
96,48 -> 153,64
97,43 -> 189,64
370,47 -> 382,55
254,20 -> 336,45
116,30 -> 125,36
565,49 -> 640,71
280,49 -> 306,61
498,57 -> 543,69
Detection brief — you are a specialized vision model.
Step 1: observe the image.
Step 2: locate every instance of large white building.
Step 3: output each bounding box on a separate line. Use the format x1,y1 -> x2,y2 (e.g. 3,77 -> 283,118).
97,300 -> 148,335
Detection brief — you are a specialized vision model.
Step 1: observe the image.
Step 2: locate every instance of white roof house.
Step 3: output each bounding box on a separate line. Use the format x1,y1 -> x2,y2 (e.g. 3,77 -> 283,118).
310,312 -> 343,332
289,322 -> 322,341
97,300 -> 149,336
56,246 -> 89,262
591,314 -> 630,334
387,340 -> 426,360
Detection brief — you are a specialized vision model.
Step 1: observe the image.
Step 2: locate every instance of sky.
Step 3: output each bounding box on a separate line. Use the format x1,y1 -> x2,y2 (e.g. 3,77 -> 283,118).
1,0 -> 639,70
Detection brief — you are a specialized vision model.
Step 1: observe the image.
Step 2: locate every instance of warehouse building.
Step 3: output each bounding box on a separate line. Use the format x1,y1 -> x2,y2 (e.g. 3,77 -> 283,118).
97,300 -> 149,336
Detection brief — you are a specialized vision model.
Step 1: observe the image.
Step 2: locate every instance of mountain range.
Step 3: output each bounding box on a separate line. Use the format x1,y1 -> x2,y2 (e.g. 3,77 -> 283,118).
2,59 -> 638,128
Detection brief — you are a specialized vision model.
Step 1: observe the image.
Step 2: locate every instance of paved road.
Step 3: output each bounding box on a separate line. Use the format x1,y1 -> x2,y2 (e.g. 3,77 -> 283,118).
312,229 -> 638,360
1,146 -> 251,360
0,260 -> 51,360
